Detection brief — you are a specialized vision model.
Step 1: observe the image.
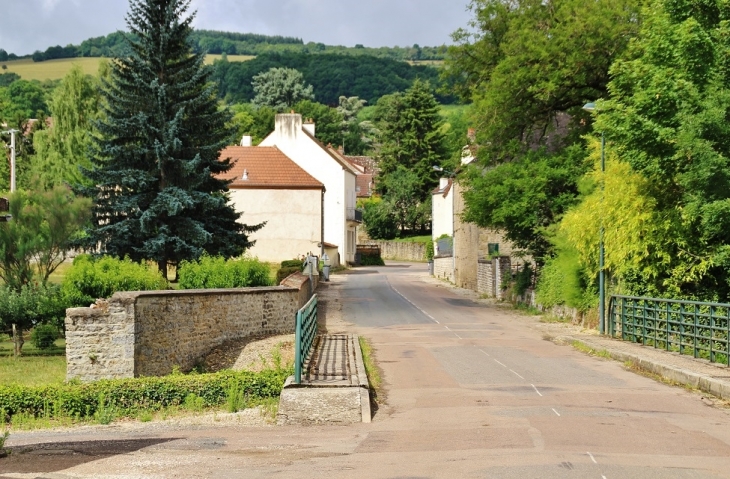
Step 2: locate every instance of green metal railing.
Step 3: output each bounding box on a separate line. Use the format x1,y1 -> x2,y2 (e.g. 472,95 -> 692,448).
294,294 -> 318,384
608,295 -> 730,365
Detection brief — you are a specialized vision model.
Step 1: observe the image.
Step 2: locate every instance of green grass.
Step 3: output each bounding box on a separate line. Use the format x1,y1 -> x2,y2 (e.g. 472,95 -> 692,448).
571,340 -> 612,359
0,55 -> 253,81
390,235 -> 431,244
358,336 -> 382,402
46,260 -> 74,285
439,104 -> 470,117
0,354 -> 66,387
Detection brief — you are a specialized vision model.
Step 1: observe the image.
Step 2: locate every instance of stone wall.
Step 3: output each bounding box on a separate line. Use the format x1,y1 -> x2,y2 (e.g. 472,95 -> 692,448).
453,182 -> 479,291
476,256 -> 511,299
434,256 -> 454,283
363,240 -> 426,262
66,274 -> 315,382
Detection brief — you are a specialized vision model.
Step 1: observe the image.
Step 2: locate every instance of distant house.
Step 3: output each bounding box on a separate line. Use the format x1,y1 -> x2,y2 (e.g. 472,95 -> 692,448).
217,145 -> 325,263
342,154 -> 377,198
260,114 -> 361,265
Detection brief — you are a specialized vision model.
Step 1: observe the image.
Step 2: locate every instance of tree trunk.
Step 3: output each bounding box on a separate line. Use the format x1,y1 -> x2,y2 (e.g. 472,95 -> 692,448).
12,324 -> 23,357
157,259 -> 167,280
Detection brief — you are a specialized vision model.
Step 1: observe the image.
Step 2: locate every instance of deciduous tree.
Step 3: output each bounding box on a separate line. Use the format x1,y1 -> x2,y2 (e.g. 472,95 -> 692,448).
251,67 -> 314,112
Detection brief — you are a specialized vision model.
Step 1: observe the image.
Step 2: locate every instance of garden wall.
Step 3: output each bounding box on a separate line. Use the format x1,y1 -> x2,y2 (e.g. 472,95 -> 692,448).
476,256 -> 511,299
66,274 -> 315,382
434,255 -> 454,283
363,241 -> 426,262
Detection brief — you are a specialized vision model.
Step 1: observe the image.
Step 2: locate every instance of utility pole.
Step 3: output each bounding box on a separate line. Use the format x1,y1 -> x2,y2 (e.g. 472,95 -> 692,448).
2,129 -> 19,192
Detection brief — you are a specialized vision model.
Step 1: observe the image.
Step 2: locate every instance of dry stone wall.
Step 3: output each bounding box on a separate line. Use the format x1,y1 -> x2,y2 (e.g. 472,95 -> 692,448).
66,274 -> 314,382
434,256 -> 454,283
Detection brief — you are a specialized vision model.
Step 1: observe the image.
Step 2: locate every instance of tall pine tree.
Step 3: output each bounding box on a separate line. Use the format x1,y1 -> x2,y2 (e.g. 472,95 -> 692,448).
81,0 -> 261,275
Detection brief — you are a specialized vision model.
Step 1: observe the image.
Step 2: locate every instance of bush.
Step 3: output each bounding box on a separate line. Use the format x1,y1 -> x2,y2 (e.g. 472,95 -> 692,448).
360,254 -> 385,266
61,255 -> 169,307
280,259 -> 304,269
0,368 -> 289,422
30,324 -> 59,350
276,266 -> 301,284
178,255 -> 273,289
425,240 -> 434,261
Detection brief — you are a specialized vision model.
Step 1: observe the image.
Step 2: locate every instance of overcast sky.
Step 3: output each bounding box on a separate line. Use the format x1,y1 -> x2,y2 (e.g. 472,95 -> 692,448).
1,0 -> 473,56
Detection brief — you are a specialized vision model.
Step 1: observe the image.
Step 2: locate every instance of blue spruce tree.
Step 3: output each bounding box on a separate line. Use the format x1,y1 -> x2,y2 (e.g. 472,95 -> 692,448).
81,0 -> 262,275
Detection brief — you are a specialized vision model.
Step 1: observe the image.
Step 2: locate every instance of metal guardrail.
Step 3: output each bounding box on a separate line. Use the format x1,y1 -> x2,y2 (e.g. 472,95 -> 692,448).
294,294 -> 318,384
608,295 -> 730,366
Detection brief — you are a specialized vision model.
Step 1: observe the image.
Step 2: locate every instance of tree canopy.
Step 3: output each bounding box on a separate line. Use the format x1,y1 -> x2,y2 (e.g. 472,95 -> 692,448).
251,67 -> 314,111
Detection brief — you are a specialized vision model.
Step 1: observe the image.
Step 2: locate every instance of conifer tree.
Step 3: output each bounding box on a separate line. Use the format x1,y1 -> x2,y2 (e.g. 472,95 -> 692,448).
81,0 -> 261,275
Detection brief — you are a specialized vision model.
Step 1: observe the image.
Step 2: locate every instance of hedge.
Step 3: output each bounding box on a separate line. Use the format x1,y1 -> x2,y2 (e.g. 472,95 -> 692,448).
0,368 -> 289,422
178,255 -> 273,289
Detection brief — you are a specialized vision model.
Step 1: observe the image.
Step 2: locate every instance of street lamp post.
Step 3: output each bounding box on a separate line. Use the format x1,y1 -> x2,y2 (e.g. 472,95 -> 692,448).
583,102 -> 606,335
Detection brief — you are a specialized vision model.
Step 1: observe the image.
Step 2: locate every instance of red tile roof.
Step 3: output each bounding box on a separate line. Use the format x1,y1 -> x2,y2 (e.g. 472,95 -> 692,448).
356,173 -> 374,197
217,146 -> 324,190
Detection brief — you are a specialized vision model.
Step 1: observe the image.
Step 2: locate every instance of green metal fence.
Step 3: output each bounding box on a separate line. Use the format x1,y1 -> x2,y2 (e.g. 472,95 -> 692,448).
294,294 -> 318,384
608,295 -> 730,365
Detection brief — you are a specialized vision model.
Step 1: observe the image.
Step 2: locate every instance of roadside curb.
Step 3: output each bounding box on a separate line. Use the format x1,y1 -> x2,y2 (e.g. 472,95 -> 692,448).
562,335 -> 730,401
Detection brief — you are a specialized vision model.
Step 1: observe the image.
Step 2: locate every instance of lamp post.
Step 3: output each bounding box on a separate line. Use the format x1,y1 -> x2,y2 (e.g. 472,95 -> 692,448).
582,102 -> 605,335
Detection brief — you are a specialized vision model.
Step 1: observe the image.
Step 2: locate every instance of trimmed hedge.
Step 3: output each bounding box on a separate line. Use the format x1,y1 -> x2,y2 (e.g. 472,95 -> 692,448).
276,266 -> 301,284
0,368 -> 289,422
280,259 -> 304,269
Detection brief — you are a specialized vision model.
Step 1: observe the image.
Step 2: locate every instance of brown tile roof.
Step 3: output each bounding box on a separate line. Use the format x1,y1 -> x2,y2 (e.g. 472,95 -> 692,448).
217,146 -> 324,190
345,155 -> 377,174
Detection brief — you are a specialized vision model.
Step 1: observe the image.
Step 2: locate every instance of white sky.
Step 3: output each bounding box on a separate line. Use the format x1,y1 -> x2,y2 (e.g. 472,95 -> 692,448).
1,0 -> 473,55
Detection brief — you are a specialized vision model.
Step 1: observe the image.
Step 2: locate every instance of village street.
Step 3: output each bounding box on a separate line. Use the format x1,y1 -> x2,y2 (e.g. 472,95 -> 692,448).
4,263 -> 730,478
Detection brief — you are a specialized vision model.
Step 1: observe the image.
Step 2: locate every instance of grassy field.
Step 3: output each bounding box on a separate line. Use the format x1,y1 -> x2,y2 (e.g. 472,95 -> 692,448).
1,55 -> 254,81
0,335 -> 66,387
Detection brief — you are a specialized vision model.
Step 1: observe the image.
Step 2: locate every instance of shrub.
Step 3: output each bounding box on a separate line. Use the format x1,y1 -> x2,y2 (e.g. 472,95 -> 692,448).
0,368 -> 289,422
280,259 -> 304,269
61,255 -> 169,307
177,255 -> 273,289
276,266 -> 301,284
425,240 -> 434,261
30,325 -> 59,350
360,254 -> 385,266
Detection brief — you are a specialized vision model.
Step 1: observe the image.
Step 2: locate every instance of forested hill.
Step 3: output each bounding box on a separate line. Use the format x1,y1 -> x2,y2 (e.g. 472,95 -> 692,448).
211,52 -> 448,105
1,29 -> 446,63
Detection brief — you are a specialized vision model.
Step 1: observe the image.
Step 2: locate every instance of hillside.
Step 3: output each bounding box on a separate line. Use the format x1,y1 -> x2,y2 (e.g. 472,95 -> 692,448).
0,30 -> 447,64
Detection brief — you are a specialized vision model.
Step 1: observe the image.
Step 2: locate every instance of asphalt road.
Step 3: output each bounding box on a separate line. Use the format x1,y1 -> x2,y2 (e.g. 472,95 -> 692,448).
4,262 -> 730,478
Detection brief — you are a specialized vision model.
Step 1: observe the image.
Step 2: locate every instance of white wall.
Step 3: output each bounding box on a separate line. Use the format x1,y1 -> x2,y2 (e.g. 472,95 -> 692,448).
229,188 -> 322,262
432,183 -> 454,242
261,114 -> 357,263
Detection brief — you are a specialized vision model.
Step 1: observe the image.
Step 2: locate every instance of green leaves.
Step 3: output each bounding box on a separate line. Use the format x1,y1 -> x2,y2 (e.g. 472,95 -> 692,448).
251,67 -> 314,112
177,255 -> 273,290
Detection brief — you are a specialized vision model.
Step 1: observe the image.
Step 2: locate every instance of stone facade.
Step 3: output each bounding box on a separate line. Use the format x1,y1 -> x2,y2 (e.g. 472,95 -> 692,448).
434,256 -> 454,283
453,182 -> 479,291
66,275 -> 315,382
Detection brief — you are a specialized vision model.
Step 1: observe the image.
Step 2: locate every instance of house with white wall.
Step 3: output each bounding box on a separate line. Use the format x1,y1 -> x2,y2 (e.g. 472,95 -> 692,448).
260,114 -> 360,265
217,145 -> 325,263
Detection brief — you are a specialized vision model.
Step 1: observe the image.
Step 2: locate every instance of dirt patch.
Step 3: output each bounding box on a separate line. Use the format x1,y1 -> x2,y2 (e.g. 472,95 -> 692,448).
201,334 -> 295,373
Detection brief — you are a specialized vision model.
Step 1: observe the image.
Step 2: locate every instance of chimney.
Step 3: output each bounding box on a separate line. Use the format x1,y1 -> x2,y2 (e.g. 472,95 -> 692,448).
240,135 -> 252,147
439,178 -> 449,190
303,118 -> 315,137
275,113 -> 303,140
338,145 -> 344,155
242,169 -> 249,180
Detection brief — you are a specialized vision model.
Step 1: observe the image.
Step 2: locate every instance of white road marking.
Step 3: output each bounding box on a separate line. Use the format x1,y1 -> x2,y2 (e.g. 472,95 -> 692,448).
479,349 -> 490,357
531,384 -> 543,397
552,408 -> 560,416
494,359 -> 507,368
509,369 -> 525,380
587,452 -> 597,464
387,279 -> 440,324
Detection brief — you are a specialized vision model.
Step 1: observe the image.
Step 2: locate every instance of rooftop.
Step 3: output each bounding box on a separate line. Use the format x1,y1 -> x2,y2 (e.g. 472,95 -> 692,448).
218,146 -> 324,190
